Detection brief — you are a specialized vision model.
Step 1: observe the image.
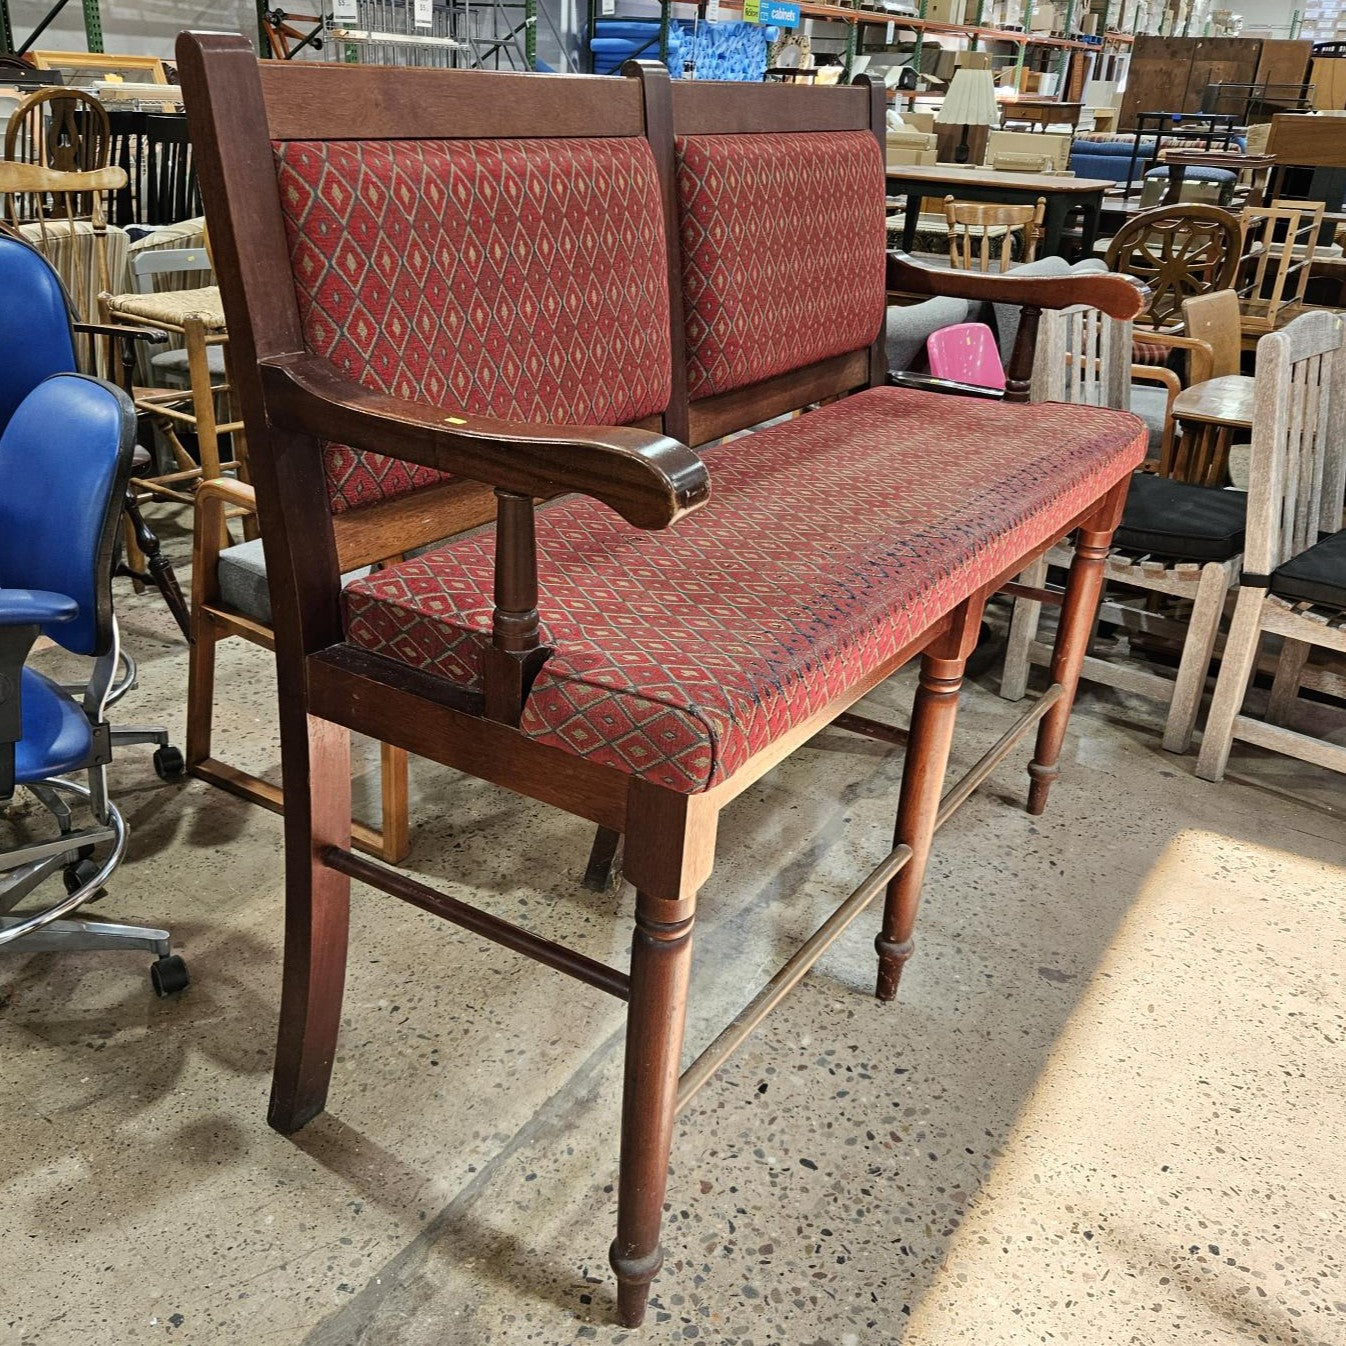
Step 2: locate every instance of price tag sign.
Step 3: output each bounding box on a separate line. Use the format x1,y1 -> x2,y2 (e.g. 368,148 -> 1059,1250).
763,0 -> 801,21
886,20 -> 895,41
414,0 -> 433,28
743,0 -> 760,20
706,0 -> 721,20
331,0 -> 357,20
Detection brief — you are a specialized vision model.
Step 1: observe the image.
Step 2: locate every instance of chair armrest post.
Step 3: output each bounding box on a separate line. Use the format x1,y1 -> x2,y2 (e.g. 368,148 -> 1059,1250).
1007,305 -> 1043,403
484,489 -> 551,727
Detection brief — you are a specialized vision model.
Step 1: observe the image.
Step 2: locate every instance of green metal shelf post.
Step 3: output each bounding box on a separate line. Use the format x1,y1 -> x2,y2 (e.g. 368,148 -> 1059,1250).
82,0 -> 102,51
843,16 -> 857,81
1,0 -> 14,52
525,0 -> 536,69
969,0 -> 986,51
911,0 -> 927,83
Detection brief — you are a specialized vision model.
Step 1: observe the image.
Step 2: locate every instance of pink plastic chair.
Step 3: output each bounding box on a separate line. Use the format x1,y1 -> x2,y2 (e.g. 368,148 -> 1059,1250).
926,322 -> 1006,391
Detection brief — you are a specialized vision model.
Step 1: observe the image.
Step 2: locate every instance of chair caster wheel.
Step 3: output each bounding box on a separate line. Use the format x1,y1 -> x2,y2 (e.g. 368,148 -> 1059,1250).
153,745 -> 186,781
63,857 -> 103,897
150,954 -> 190,997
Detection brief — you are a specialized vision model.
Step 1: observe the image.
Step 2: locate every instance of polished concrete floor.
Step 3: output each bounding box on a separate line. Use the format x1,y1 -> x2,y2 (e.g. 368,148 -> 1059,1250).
2,559 -> 1344,1346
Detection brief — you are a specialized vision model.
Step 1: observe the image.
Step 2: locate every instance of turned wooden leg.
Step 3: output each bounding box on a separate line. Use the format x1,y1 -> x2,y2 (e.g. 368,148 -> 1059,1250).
1027,481 -> 1129,815
269,713 -> 353,1134
876,597 -> 983,1001
609,782 -> 716,1327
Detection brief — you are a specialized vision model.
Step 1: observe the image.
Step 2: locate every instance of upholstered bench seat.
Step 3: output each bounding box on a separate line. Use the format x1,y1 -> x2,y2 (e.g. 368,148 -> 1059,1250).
343,386 -> 1146,793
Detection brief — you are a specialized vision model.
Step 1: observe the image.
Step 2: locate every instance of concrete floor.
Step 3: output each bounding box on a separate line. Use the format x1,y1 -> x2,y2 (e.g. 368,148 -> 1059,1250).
2,550 -> 1344,1346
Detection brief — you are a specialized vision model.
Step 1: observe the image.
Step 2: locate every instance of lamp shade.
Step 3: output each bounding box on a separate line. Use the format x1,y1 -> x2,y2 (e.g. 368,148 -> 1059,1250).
936,66 -> 999,128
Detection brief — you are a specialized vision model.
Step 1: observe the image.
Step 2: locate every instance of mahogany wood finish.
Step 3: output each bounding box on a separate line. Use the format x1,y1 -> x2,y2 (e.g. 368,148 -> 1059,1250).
180,34 -> 1137,1326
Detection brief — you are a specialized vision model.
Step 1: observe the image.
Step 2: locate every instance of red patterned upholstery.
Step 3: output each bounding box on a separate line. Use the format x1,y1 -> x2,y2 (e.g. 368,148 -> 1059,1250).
274,137 -> 673,513
676,131 -> 887,400
1131,337 -> 1172,367
343,388 -> 1147,792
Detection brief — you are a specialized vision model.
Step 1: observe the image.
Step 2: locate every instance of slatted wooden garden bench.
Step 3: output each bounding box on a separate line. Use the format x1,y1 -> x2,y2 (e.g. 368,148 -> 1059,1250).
179,33 -> 1148,1326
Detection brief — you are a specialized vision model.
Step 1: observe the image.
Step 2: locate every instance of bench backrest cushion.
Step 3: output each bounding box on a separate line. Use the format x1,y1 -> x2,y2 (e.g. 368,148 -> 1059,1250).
676,130 -> 886,401
274,136 -> 673,513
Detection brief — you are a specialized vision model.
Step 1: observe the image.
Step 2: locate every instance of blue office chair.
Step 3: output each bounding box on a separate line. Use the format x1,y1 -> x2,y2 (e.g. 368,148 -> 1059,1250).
0,372 -> 189,994
0,232 -> 190,640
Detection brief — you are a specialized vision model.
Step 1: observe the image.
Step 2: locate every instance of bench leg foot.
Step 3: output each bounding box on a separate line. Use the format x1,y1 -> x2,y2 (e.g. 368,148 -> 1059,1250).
610,891 -> 694,1326
269,714 -> 353,1135
875,599 -> 981,1002
1027,518 -> 1115,816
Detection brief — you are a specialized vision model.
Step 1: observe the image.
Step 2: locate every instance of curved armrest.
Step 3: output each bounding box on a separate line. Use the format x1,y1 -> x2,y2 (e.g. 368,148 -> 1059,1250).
887,252 -> 1145,321
1132,330 -> 1215,385
260,354 -> 710,531
0,589 -> 78,626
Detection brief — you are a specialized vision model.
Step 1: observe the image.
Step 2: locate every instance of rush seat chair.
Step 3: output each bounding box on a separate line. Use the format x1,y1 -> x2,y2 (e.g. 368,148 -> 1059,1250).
180,35 -> 1147,1324
0,371 -> 188,995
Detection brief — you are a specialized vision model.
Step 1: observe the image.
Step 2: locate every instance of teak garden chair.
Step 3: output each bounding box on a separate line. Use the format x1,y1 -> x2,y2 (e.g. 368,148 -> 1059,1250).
1196,311 -> 1346,781
180,34 -> 1147,1325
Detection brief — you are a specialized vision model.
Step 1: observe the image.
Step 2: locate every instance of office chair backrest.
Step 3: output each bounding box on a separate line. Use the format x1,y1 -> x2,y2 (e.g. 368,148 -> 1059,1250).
0,234 -> 77,435
0,373 -> 136,656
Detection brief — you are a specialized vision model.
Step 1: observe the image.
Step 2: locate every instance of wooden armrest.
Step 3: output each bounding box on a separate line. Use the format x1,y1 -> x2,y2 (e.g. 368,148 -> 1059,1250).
1131,364 -> 1183,401
260,354 -> 709,531
1132,330 -> 1214,384
886,252 -> 1145,321
75,320 -> 170,345
191,479 -> 258,609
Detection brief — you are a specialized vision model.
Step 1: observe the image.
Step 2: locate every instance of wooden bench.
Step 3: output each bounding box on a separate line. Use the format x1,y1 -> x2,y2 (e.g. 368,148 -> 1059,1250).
179,34 -> 1148,1327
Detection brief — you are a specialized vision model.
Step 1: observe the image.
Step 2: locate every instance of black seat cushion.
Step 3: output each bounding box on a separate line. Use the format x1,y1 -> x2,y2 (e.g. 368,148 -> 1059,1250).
1270,528 -> 1346,608
1113,472 -> 1247,562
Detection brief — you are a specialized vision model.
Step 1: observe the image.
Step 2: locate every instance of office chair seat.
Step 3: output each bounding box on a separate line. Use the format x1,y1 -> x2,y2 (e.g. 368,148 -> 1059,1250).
14,667 -> 93,783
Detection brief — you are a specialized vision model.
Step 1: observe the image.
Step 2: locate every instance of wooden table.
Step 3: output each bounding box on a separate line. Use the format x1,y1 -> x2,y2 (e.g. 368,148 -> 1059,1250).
1170,374 -> 1255,484
999,98 -> 1083,132
886,164 -> 1112,259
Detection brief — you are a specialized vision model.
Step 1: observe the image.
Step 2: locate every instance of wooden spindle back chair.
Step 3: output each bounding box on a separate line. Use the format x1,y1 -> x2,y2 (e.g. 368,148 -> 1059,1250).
1236,200 -> 1325,336
943,194 -> 1045,272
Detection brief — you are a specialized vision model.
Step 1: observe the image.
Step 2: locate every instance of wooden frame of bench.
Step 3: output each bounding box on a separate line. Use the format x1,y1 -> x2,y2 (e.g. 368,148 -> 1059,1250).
179,32 -> 1141,1326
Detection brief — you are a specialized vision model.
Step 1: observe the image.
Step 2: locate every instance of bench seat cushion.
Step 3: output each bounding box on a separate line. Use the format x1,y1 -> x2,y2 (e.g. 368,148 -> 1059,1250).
1271,528 -> 1346,608
343,387 -> 1147,793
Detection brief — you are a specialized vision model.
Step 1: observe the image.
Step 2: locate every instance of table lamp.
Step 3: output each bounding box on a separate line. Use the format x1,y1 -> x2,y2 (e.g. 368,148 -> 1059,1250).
936,65 -> 999,164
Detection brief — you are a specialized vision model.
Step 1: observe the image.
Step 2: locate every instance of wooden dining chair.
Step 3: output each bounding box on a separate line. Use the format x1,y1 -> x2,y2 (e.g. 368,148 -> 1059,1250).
1104,203 -> 1243,330
1236,200 -> 1324,337
1196,311 -> 1346,781
944,195 -> 1045,272
1168,289 -> 1246,485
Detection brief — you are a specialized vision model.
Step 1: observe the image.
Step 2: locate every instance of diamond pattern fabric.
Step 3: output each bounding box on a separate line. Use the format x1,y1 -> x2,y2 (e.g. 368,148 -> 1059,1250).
343,387 -> 1148,793
274,137 -> 673,513
676,131 -> 888,401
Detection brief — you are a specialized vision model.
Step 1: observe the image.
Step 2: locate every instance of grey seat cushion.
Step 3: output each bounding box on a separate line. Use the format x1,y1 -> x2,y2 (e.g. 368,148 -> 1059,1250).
1113,472 -> 1246,562
217,536 -> 446,625
150,345 -> 228,380
1271,528 -> 1346,608
218,538 -> 374,625
886,295 -> 970,371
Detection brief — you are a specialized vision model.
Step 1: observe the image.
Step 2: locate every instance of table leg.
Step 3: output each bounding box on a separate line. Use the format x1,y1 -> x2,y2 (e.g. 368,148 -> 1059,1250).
1077,193 -> 1101,258
1162,161 -> 1187,206
1042,197 -> 1068,257
902,188 -> 919,254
